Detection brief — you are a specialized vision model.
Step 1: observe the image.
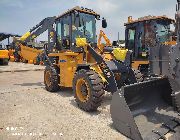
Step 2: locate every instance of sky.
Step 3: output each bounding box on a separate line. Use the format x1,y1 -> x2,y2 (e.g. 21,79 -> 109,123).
0,0 -> 177,43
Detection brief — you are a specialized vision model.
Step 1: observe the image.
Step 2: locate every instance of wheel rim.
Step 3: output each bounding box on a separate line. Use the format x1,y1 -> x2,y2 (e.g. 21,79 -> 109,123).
76,78 -> 90,102
45,71 -> 51,87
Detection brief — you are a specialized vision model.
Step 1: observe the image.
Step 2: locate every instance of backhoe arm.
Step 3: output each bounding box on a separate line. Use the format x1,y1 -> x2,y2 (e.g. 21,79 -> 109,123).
19,16 -> 56,43
12,16 -> 57,63
97,30 -> 112,51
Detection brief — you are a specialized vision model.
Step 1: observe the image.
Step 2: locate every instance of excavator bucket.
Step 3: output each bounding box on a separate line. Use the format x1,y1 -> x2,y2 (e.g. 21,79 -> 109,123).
110,78 -> 180,140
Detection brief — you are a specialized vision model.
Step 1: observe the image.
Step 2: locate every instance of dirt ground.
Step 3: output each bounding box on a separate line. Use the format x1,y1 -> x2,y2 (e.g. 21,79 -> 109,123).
0,62 -> 44,73
0,63 -> 127,140
1,63 -> 179,140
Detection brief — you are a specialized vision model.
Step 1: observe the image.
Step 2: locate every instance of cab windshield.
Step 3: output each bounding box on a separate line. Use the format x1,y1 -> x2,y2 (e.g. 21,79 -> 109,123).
156,20 -> 172,43
72,12 -> 96,44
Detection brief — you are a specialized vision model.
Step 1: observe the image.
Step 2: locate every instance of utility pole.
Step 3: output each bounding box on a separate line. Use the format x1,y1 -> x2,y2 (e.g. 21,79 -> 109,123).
118,32 -> 119,43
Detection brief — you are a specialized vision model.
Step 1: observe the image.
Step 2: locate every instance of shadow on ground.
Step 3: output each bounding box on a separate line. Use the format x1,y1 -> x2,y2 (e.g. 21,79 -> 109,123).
37,86 -> 113,116
14,82 -> 44,87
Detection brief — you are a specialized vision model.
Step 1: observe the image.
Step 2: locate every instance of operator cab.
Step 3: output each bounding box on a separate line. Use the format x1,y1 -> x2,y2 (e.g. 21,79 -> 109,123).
125,16 -> 175,60
124,16 -> 175,73
55,6 -> 100,51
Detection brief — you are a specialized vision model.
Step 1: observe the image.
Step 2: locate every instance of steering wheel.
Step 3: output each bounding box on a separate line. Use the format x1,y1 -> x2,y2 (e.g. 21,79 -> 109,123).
77,28 -> 90,42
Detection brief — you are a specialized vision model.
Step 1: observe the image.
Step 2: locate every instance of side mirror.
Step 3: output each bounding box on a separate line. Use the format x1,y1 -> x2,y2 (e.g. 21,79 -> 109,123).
177,0 -> 180,11
102,18 -> 107,28
112,41 -> 117,46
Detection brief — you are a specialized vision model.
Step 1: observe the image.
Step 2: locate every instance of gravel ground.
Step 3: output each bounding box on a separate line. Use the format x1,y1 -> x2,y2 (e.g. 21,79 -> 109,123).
0,62 -> 44,73
0,70 -> 127,140
1,63 -> 179,140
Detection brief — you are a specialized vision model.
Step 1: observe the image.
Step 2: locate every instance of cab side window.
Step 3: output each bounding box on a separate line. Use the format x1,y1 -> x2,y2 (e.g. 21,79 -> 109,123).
62,15 -> 70,49
128,28 -> 136,50
57,22 -> 62,50
56,15 -> 70,50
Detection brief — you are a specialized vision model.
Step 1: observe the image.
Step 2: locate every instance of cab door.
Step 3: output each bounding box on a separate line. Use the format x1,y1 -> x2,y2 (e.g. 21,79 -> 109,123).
125,23 -> 149,73
126,27 -> 136,59
56,15 -> 71,50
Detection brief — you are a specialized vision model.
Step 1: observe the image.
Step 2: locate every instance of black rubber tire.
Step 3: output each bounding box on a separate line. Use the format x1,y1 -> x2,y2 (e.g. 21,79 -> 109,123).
3,60 -> 8,65
44,66 -> 60,92
0,59 -> 2,65
22,59 -> 28,63
14,52 -> 21,62
0,59 -> 7,65
34,61 -> 40,65
34,56 -> 40,65
14,57 -> 20,62
0,59 -> 8,65
125,69 -> 137,85
133,69 -> 144,82
2,59 -> 8,65
73,69 -> 105,112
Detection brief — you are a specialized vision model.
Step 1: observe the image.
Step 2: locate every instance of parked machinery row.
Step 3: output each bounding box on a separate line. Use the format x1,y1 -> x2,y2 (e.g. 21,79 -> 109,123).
9,1 -> 180,140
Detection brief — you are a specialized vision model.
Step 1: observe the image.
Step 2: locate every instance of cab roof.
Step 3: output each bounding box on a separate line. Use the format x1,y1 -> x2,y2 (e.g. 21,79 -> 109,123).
124,15 -> 175,26
56,6 -> 100,19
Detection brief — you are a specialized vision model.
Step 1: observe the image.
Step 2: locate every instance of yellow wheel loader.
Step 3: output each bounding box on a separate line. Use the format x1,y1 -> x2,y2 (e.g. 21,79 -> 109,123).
41,6 -> 137,111
110,1 -> 180,140
0,44 -> 9,65
0,33 -> 20,65
16,6 -> 136,111
124,15 -> 175,76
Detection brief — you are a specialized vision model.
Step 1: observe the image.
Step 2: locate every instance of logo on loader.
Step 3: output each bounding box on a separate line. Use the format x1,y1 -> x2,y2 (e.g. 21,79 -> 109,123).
59,60 -> 66,63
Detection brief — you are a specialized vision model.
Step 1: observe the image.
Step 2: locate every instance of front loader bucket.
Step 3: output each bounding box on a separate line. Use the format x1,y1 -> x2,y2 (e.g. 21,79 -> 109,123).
110,78 -> 180,140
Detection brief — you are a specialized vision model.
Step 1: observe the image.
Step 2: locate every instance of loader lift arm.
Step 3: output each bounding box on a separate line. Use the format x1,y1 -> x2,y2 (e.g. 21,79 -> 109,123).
88,45 -> 118,93
87,44 -> 136,93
